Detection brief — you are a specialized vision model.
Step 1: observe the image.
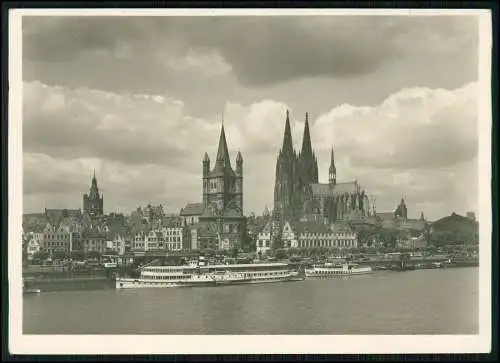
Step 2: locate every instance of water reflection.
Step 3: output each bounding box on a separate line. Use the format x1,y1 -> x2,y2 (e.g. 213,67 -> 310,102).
23,268 -> 479,335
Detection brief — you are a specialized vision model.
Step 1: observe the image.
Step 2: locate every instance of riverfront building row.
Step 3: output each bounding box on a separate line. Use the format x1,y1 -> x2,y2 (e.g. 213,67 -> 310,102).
256,220 -> 358,255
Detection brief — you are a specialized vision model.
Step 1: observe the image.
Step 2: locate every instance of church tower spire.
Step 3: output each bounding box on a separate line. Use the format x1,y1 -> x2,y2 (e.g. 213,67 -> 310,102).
199,113 -> 246,252
89,169 -> 99,197
301,112 -> 313,158
299,112 -> 319,185
216,120 -> 231,168
329,146 -> 337,185
83,169 -> 103,217
91,169 -> 98,190
281,109 -> 294,154
274,109 -> 301,224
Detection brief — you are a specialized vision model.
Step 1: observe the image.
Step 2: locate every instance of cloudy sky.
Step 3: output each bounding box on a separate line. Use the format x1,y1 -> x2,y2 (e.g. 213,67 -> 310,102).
22,14 -> 480,220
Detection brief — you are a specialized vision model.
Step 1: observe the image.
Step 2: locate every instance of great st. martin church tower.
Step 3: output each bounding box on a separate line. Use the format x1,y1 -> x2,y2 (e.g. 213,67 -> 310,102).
198,122 -> 246,250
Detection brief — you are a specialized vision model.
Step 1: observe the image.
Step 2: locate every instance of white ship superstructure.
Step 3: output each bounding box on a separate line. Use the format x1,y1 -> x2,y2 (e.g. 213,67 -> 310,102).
304,262 -> 373,278
115,261 -> 303,289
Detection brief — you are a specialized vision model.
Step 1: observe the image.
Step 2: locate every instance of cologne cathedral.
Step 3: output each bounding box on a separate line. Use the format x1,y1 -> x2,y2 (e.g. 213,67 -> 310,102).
273,110 -> 371,227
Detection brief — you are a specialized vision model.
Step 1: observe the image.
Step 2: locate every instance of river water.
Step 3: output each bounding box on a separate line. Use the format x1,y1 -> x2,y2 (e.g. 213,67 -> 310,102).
23,267 -> 478,335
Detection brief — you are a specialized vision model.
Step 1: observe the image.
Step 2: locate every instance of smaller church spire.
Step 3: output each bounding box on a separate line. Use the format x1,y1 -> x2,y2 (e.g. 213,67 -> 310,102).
91,169 -> 98,189
329,145 -> 336,185
236,149 -> 243,164
216,120 -> 231,168
263,205 -> 270,217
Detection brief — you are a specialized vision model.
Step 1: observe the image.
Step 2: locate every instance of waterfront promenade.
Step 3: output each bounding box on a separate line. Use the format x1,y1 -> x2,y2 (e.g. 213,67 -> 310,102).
22,252 -> 478,292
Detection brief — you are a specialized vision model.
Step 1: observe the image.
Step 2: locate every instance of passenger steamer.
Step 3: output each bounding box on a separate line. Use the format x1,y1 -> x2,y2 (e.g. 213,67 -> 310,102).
305,262 -> 373,278
115,261 -> 304,289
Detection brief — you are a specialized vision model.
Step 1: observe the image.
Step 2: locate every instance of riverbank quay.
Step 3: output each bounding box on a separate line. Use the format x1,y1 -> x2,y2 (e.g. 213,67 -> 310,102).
24,277 -> 115,292
23,267 -> 115,292
281,254 -> 478,271
22,254 -> 479,293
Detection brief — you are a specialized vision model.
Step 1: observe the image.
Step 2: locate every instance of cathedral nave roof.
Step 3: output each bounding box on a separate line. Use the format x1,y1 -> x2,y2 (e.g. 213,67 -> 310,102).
310,181 -> 359,197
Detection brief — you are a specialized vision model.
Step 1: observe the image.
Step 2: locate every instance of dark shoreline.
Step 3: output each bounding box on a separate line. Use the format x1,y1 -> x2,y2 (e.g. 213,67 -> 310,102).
25,278 -> 115,292
23,265 -> 478,293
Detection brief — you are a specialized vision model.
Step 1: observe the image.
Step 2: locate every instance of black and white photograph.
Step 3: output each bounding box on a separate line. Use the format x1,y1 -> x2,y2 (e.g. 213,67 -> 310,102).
9,8 -> 492,355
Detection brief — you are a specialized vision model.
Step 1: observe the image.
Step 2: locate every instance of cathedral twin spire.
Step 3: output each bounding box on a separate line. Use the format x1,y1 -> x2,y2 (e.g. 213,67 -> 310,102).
281,109 -> 294,154
274,110 -> 320,222
278,110 -> 320,183
280,110 -> 314,156
300,112 -> 313,158
298,112 -> 319,185
279,110 -> 337,185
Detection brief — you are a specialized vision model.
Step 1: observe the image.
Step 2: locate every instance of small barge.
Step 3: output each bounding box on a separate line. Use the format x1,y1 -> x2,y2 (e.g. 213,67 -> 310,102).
304,262 -> 373,278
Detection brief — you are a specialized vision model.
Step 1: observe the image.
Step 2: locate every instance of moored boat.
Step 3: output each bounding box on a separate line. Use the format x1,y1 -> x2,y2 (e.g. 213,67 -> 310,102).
115,262 -> 304,289
24,288 -> 42,294
304,262 -> 373,278
23,279 -> 41,294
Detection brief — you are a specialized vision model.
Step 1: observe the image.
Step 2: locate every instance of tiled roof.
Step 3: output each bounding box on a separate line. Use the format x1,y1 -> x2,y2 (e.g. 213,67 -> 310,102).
407,219 -> 426,230
330,222 -> 353,232
310,181 -> 358,196
23,219 -> 47,233
198,223 -> 218,236
200,206 -> 216,218
208,161 -> 236,178
259,219 -> 272,234
247,224 -> 261,233
180,203 -> 205,216
45,208 -> 82,222
82,230 -> 106,238
285,221 -> 301,233
222,206 -> 244,218
376,212 -> 395,221
297,221 -> 330,234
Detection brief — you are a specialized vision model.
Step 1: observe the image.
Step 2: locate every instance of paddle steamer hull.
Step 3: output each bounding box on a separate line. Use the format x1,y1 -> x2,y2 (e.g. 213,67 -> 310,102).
116,274 -> 303,289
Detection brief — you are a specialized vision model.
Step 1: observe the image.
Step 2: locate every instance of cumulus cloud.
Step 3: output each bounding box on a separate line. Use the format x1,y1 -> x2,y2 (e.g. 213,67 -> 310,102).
21,15 -> 481,220
24,80 -> 312,164
223,100 -> 307,154
21,15 -> 479,124
23,79 -> 478,220
24,81 -> 203,167
23,152 -> 201,215
22,80 -> 309,215
23,15 -> 478,88
310,82 -> 478,219
312,82 -> 477,170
